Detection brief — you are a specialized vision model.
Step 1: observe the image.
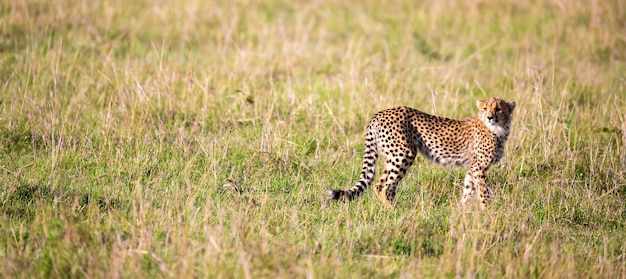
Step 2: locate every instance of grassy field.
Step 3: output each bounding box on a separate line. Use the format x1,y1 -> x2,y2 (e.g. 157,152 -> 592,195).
1,0 -> 625,277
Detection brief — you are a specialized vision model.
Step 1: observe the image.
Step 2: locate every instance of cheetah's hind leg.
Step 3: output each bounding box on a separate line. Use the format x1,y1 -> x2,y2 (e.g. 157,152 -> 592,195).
374,153 -> 414,207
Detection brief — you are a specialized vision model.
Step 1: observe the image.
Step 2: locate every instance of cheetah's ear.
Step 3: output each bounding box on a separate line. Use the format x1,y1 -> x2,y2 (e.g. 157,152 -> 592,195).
476,100 -> 484,109
508,101 -> 516,112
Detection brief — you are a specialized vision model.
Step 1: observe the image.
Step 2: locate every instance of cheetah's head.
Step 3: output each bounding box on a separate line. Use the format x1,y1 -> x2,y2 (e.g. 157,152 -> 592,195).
477,97 -> 516,136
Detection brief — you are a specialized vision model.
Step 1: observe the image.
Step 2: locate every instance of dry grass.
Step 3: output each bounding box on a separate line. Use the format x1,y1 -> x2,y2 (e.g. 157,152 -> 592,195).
1,0 -> 625,278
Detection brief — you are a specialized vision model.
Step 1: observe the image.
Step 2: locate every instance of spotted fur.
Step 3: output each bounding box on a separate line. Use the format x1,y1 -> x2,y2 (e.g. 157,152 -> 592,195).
327,97 -> 516,208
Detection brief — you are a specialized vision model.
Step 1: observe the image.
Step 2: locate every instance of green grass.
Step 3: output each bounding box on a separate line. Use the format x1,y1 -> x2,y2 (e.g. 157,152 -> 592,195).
1,0 -> 626,277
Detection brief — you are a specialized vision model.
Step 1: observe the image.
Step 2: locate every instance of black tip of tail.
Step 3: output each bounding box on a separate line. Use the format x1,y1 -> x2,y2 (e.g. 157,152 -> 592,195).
326,189 -> 346,201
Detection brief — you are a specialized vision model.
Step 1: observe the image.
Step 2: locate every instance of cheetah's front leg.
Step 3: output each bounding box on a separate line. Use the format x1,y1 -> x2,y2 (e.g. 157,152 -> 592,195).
461,172 -> 475,203
475,171 -> 492,209
462,166 -> 492,209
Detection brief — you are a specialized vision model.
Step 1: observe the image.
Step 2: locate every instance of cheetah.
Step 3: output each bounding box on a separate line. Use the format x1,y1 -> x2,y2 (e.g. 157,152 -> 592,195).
327,97 -> 516,208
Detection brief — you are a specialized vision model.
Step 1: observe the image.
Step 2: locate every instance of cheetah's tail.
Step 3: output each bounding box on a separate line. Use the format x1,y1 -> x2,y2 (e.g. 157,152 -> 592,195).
327,120 -> 378,202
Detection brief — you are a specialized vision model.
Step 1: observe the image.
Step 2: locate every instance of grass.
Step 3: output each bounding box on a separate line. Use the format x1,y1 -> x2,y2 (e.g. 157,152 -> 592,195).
1,0 -> 625,277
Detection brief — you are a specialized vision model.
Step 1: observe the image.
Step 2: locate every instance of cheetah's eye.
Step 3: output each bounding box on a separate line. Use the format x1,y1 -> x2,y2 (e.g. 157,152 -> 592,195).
483,108 -> 487,111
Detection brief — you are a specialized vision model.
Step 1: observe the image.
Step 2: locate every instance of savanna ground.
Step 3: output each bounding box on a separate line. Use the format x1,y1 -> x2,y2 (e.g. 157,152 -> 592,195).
1,0 -> 626,278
